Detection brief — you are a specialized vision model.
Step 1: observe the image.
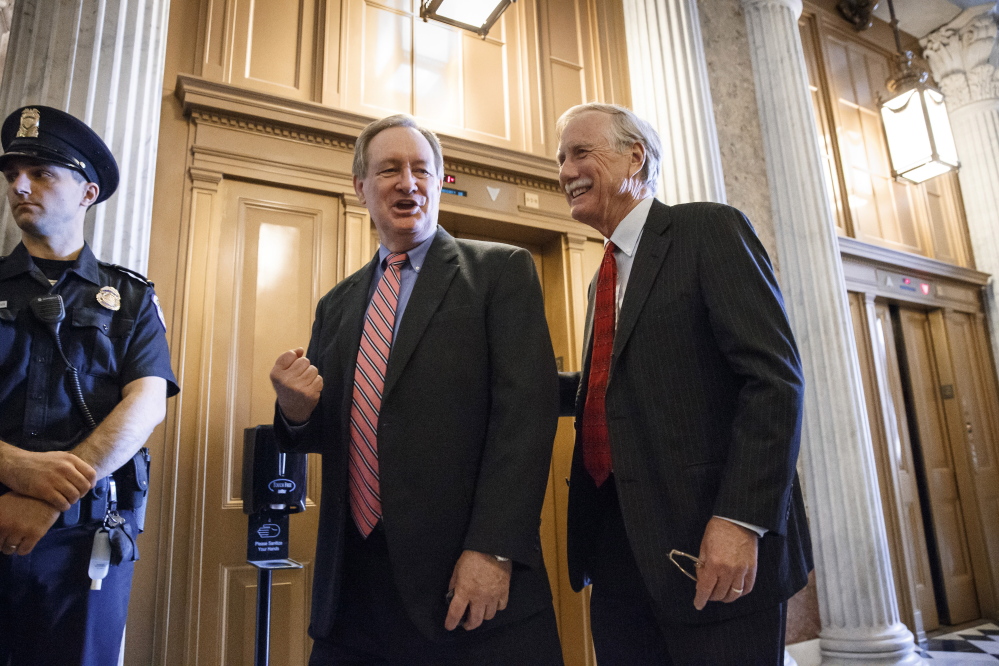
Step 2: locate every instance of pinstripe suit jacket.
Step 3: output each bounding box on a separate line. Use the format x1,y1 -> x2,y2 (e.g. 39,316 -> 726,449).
565,200 -> 813,625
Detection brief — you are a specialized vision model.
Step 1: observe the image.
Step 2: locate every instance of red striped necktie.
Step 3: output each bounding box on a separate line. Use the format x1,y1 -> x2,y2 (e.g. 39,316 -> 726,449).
582,242 -> 617,487
349,252 -> 408,537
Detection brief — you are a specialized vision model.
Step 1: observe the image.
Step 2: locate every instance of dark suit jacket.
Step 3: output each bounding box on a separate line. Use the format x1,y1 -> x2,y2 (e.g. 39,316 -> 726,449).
564,200 -> 813,625
276,227 -> 559,641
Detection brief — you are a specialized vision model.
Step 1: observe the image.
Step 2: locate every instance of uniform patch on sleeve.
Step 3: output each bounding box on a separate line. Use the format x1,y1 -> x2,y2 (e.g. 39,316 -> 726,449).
152,293 -> 168,333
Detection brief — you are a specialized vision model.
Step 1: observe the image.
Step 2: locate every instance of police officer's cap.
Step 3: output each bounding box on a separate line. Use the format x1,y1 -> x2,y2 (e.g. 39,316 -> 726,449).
0,105 -> 119,204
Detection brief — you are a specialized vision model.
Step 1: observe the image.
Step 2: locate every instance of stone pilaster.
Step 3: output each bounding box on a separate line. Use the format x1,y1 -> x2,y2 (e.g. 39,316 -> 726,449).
741,0 -> 922,663
0,0 -> 171,273
620,0 -> 726,204
922,6 -> 999,376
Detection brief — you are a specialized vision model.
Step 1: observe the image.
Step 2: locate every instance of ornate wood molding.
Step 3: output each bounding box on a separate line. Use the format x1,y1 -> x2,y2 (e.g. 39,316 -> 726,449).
839,236 -> 990,286
190,110 -> 354,151
176,74 -> 563,192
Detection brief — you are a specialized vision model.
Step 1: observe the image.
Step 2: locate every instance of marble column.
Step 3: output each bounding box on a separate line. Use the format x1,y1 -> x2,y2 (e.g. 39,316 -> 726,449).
620,0 -> 726,204
740,0 -> 922,663
0,0 -> 171,273
922,5 -> 999,375
0,1 -> 13,81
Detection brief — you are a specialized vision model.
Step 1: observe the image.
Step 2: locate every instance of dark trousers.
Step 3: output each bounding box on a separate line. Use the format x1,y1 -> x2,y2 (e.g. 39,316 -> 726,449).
310,523 -> 563,666
587,479 -> 786,666
0,522 -> 135,666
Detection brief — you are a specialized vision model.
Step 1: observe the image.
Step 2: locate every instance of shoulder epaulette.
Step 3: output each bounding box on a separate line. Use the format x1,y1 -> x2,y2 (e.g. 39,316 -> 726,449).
100,261 -> 155,288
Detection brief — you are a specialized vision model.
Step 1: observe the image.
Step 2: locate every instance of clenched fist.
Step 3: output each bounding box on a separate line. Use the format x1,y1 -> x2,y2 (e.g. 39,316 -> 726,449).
270,348 -> 323,424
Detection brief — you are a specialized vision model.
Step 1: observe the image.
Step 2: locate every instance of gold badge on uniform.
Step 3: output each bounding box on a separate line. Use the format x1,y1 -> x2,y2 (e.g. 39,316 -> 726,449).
97,286 -> 121,311
16,108 -> 40,138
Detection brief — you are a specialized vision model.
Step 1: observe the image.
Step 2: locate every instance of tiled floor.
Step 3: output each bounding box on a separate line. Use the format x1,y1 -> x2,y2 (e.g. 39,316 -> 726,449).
921,623 -> 999,662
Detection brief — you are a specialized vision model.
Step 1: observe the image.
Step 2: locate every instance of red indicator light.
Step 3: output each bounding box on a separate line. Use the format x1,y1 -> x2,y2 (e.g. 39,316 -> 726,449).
444,174 -> 456,184
920,283 -> 930,295
902,277 -> 911,284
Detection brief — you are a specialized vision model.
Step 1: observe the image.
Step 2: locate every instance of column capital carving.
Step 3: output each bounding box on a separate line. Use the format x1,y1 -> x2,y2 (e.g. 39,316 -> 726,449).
740,0 -> 803,20
921,6 -> 999,109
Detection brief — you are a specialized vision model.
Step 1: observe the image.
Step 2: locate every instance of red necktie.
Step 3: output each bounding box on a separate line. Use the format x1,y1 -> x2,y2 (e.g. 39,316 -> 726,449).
582,242 -> 617,487
349,252 -> 407,537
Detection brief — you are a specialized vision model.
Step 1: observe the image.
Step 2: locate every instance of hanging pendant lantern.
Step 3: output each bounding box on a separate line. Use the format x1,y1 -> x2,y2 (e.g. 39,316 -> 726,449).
878,0 -> 959,184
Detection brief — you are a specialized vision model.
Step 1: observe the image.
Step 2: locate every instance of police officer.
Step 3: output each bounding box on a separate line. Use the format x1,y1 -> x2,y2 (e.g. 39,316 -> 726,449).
0,106 -> 179,665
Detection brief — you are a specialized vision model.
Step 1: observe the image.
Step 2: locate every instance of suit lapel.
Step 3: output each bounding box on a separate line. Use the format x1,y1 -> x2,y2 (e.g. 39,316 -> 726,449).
382,227 -> 459,398
340,258 -> 378,363
613,200 -> 672,358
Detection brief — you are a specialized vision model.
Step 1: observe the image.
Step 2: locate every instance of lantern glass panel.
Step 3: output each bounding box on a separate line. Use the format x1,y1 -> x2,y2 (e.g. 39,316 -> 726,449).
924,88 -> 959,167
434,0 -> 502,27
881,88 -> 932,174
901,161 -> 953,183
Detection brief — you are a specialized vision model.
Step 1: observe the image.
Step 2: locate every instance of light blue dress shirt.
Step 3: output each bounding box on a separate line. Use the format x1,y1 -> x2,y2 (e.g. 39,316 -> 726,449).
367,229 -> 437,342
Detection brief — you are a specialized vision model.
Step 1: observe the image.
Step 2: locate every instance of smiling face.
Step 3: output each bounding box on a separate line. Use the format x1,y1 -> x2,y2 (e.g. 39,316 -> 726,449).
556,110 -> 647,238
354,126 -> 442,253
2,157 -> 97,251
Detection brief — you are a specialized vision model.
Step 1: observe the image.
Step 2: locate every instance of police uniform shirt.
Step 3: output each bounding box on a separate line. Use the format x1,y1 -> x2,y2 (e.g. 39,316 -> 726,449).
0,242 -> 179,454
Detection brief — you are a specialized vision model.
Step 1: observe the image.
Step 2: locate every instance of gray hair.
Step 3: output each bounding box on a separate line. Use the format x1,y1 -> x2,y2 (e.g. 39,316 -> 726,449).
352,114 -> 444,179
555,103 -> 661,192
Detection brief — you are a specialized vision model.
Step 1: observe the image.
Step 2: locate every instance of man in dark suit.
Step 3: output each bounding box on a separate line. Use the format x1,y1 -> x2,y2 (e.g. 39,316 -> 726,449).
556,103 -> 812,664
269,114 -> 563,665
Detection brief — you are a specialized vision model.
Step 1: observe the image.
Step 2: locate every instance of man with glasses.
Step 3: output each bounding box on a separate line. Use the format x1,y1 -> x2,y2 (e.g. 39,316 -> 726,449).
556,103 -> 812,665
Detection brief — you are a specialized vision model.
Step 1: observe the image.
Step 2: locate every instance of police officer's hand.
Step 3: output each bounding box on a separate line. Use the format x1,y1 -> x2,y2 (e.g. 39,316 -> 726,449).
0,444 -> 97,511
0,492 -> 60,555
270,348 -> 323,424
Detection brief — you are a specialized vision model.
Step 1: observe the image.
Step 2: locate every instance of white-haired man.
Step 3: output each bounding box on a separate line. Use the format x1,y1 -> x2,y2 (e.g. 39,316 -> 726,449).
557,103 -> 812,665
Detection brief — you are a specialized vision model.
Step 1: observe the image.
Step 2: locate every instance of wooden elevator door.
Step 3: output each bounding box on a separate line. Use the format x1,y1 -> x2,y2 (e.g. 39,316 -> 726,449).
867,301 -> 940,633
892,305 -> 999,625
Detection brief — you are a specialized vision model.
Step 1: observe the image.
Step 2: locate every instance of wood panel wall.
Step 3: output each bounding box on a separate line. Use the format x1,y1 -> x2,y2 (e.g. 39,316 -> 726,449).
194,0 -> 628,158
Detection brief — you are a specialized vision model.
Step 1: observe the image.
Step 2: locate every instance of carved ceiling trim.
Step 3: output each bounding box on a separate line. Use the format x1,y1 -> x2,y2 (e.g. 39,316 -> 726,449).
190,109 -> 354,151
177,74 -> 563,194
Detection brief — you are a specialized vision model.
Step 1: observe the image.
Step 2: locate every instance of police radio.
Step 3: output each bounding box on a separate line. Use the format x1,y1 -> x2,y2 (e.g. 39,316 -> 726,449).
29,294 -> 97,429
